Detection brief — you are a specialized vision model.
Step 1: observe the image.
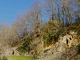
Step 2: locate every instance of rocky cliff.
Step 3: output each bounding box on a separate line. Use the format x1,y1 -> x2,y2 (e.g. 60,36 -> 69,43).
38,31 -> 80,60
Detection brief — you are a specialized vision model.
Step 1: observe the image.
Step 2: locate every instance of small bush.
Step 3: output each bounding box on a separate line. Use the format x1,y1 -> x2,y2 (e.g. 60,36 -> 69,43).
44,49 -> 50,53
77,28 -> 80,35
18,37 -> 31,53
43,34 -> 53,47
49,30 -> 56,36
77,44 -> 80,54
43,30 -> 61,47
69,25 -> 77,30
53,30 -> 61,41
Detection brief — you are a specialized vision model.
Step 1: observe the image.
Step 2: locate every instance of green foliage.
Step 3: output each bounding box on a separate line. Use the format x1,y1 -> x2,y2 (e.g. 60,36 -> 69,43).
43,29 -> 61,47
49,30 -> 56,36
53,29 -> 65,41
44,49 -> 50,53
53,31 -> 60,41
18,37 -> 31,53
43,34 -> 50,46
70,25 -> 77,30
43,34 -> 53,47
77,44 -> 80,54
76,18 -> 80,23
77,29 -> 80,35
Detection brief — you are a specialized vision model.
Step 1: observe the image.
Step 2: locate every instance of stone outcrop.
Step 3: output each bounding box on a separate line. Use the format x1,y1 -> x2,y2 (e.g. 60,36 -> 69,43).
3,47 -> 19,56
39,46 -> 80,60
39,31 -> 80,60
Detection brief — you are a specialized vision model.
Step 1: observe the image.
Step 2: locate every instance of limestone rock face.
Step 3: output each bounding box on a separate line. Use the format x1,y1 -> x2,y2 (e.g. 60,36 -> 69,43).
58,31 -> 79,51
39,46 -> 80,60
39,31 -> 80,60
48,31 -> 79,54
4,47 -> 19,56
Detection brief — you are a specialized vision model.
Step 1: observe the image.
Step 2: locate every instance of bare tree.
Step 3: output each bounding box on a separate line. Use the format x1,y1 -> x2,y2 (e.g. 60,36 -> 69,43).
12,18 -> 28,40
43,0 -> 56,20
0,23 -> 12,51
24,0 -> 42,33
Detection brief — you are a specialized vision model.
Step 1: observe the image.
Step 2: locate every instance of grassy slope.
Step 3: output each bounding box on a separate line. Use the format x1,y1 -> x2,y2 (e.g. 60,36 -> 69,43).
7,55 -> 33,60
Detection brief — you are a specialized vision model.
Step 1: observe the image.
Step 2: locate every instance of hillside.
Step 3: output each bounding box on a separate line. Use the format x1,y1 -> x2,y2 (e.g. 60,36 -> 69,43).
0,0 -> 80,60
16,19 -> 80,60
0,18 -> 80,60
1,19 -> 80,60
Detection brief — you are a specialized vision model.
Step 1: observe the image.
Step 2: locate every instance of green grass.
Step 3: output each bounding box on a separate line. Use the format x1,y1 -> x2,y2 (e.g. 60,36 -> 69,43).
7,55 -> 33,60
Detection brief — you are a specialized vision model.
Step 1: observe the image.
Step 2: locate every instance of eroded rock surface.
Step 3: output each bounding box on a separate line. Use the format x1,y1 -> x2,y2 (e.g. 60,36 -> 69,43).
38,31 -> 80,60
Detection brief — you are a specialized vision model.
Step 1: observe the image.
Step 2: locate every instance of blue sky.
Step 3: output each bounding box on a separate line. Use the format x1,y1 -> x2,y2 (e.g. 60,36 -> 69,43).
0,0 -> 34,24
